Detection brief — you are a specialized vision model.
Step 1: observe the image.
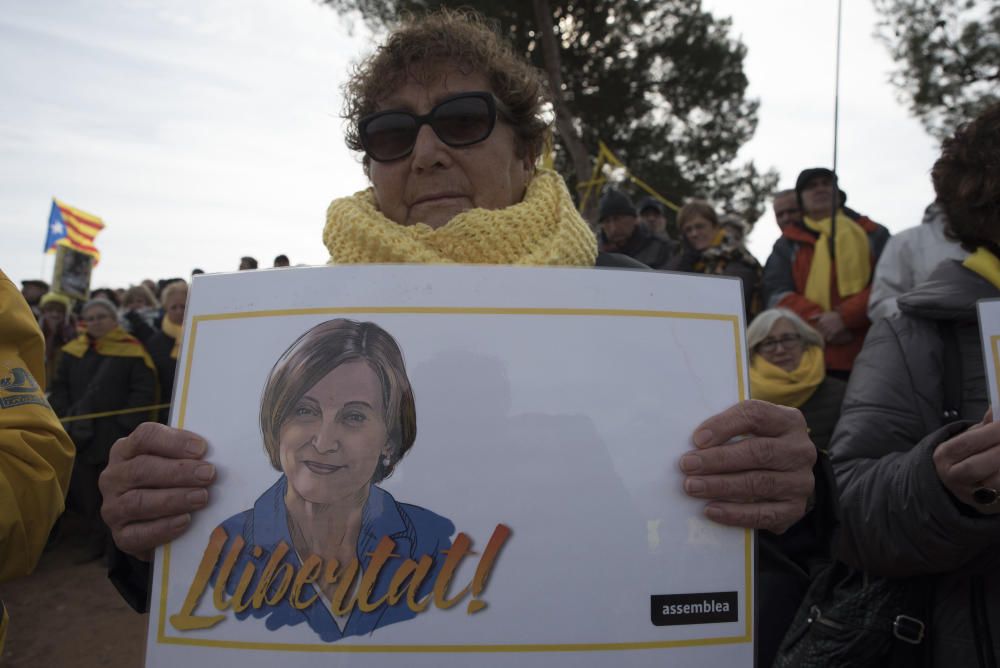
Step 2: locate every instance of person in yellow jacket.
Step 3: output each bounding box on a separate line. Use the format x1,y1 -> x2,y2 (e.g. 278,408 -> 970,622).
0,269 -> 75,652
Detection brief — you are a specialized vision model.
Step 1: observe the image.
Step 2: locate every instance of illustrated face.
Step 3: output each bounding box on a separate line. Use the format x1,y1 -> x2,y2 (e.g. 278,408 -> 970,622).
82,306 -> 116,339
164,290 -> 187,326
682,216 -> 717,251
758,318 -> 805,372
772,193 -> 801,230
601,214 -> 638,245
278,360 -> 391,505
368,68 -> 532,230
801,175 -> 835,219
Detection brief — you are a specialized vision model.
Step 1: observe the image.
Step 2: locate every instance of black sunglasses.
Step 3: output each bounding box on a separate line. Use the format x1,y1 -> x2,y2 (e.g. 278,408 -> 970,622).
359,91 -> 506,163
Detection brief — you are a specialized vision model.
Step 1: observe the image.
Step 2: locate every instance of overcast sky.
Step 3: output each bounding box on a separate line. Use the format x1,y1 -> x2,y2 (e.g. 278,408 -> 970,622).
3,0 -> 941,289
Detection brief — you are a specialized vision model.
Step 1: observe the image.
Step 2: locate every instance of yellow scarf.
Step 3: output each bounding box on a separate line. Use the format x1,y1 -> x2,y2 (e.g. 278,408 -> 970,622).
802,211 -> 872,310
323,168 -> 597,266
63,325 -> 156,374
962,247 -> 1000,291
750,345 -> 825,408
161,317 -> 183,359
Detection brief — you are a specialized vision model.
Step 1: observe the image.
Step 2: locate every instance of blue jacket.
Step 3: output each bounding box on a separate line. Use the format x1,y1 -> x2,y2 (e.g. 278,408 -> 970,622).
214,476 -> 454,641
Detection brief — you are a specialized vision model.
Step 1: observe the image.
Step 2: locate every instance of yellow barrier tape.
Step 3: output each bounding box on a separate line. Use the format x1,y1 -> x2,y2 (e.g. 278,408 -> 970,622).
596,141 -> 681,212
58,403 -> 171,423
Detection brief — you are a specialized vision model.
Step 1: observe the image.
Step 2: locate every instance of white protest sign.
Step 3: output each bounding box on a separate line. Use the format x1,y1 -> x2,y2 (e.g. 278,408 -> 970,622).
145,264 -> 754,668
977,298 -> 1000,419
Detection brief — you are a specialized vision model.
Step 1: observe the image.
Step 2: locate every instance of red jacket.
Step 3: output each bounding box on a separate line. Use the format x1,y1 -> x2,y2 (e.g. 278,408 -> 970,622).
761,216 -> 891,373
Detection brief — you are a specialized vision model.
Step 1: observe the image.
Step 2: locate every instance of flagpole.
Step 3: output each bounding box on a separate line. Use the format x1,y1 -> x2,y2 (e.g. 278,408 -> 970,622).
829,0 -> 843,258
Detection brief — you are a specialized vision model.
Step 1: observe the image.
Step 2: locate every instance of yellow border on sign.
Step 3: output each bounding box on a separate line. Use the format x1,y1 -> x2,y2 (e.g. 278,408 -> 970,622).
992,335 -> 1000,407
157,306 -> 753,652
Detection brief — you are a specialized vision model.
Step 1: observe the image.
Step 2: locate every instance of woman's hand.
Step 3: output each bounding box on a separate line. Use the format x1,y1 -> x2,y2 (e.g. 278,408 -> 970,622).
811,311 -> 848,342
99,422 -> 216,561
679,400 -> 816,534
933,410 -> 1000,515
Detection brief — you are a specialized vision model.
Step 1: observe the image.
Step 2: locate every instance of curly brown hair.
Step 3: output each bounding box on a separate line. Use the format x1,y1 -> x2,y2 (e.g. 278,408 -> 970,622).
342,8 -> 550,171
932,102 -> 1000,251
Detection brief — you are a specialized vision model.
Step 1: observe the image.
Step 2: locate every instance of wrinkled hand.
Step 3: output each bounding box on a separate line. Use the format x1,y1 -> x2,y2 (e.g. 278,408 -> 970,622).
933,409 -> 1000,515
99,422 -> 215,561
679,400 -> 816,533
811,311 -> 847,342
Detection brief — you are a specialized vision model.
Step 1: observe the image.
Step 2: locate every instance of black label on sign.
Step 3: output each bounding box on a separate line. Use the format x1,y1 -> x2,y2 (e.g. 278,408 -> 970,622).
650,591 -> 739,626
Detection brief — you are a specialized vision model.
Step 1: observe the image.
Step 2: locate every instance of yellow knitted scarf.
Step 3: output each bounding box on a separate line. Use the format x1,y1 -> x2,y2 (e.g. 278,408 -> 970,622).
63,325 -> 156,374
963,247 -> 1000,292
161,317 -> 183,360
802,211 -> 872,311
750,345 -> 825,408
323,168 -> 597,266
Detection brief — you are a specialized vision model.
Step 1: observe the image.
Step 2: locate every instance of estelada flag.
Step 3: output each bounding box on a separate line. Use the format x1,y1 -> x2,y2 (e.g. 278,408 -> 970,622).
44,199 -> 105,264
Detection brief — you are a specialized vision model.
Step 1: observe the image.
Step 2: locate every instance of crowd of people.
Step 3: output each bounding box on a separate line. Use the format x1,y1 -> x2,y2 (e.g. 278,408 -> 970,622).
3,7 -> 999,666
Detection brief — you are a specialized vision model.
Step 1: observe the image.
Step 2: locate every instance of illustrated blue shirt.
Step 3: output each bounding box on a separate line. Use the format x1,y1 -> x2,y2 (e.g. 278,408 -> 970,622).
213,476 -> 454,642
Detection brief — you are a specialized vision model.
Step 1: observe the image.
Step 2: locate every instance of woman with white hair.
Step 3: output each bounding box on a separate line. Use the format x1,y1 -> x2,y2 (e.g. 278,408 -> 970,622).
748,307 -> 844,663
748,308 -> 845,451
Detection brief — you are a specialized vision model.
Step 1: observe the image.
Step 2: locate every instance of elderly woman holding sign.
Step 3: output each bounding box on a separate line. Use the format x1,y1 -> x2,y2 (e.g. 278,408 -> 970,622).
99,9 -> 816,644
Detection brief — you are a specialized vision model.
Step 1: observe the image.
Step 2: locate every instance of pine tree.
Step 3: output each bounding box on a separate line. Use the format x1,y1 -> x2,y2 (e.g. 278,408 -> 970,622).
875,0 -> 999,139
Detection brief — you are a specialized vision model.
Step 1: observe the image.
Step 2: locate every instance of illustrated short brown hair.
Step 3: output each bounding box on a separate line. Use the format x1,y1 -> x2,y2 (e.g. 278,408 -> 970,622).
342,8 -> 551,170
932,102 -> 1000,252
259,319 -> 416,483
677,199 -> 720,231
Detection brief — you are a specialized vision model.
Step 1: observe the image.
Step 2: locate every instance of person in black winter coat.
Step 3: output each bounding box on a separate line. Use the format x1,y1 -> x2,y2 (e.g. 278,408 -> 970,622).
830,101 -> 1000,666
48,298 -> 157,560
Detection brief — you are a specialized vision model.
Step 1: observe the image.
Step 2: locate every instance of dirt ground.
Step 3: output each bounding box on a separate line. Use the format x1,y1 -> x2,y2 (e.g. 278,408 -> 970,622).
1,513 -> 147,667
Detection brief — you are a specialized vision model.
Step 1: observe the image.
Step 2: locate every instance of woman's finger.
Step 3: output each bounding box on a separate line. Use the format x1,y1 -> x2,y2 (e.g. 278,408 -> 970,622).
110,514 -> 193,563
108,422 -> 208,466
683,470 -> 814,503
934,421 -> 1000,470
944,442 -> 1000,487
102,487 -> 209,527
702,499 -> 807,534
692,400 -> 807,448
679,435 -> 816,475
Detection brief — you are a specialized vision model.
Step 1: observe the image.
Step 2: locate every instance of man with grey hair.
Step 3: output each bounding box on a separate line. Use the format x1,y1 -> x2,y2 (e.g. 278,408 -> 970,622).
772,189 -> 801,231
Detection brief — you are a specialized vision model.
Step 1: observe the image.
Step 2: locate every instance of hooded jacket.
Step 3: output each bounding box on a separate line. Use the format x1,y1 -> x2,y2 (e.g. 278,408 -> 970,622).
830,259 -> 1000,666
761,216 -> 890,373
867,204 -> 968,322
0,270 -> 75,651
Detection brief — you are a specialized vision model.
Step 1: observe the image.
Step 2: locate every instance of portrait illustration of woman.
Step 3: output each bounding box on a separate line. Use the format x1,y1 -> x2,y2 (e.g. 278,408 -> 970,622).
213,318 -> 455,641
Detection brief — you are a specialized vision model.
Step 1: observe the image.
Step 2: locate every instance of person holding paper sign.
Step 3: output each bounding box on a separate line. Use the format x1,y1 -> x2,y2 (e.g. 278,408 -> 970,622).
831,102 -> 1000,666
203,318 -> 453,640
99,10 -> 816,658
